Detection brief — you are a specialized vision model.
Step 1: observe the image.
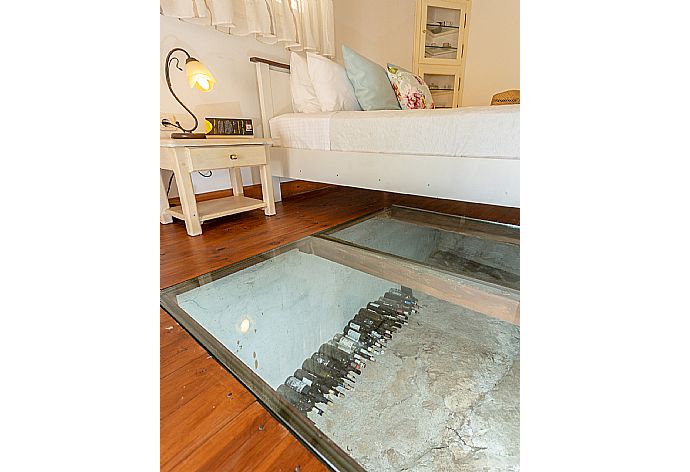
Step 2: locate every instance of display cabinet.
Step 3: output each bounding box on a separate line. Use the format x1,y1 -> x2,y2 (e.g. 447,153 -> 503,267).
414,0 -> 471,107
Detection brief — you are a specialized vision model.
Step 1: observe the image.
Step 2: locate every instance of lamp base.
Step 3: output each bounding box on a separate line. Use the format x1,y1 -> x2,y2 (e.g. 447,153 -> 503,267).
171,132 -> 207,139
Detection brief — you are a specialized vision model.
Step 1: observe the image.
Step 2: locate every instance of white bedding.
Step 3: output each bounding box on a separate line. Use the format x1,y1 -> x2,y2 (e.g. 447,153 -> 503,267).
269,105 -> 519,158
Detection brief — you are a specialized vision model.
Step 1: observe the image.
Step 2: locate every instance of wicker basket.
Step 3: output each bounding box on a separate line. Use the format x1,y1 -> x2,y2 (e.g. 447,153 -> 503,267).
491,90 -> 520,105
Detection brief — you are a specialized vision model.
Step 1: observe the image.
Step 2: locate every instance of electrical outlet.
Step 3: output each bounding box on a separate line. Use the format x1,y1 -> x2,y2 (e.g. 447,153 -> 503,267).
160,112 -> 179,131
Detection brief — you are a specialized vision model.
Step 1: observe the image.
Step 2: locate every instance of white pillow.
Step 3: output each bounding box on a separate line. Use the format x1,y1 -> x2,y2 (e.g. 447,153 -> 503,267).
289,52 -> 321,113
306,52 -> 361,112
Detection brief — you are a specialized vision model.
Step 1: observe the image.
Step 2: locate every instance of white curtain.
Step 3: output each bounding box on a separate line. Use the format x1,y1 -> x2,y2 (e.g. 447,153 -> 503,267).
160,0 -> 335,57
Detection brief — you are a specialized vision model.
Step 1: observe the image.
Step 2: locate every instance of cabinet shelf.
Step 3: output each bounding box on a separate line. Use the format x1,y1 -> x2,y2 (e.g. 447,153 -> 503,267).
424,45 -> 458,58
426,24 -> 459,32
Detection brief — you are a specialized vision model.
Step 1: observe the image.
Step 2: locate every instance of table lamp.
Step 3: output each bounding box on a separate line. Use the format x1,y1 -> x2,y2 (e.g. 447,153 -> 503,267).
163,47 -> 216,139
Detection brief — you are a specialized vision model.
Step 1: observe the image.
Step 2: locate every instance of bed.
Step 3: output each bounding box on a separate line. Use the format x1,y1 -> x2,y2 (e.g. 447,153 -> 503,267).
251,57 -> 520,208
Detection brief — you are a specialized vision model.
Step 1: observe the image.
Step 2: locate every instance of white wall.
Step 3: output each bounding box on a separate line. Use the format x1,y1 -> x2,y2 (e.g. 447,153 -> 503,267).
160,16 -> 289,195
332,0 -> 519,107
333,0 -> 416,69
462,0 -> 520,106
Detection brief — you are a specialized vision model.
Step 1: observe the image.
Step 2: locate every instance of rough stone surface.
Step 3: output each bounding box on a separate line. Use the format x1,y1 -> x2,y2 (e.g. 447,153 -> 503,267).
309,293 -> 520,471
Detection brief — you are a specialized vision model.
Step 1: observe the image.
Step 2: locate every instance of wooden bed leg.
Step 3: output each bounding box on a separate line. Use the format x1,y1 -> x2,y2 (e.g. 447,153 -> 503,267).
272,176 -> 282,202
259,164 -> 277,216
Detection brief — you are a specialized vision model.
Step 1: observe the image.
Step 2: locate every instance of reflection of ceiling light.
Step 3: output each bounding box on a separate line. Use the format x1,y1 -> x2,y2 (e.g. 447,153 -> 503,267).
239,318 -> 251,334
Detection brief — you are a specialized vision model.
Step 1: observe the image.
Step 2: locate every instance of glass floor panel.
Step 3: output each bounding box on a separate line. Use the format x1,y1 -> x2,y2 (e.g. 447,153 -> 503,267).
160,207 -> 520,471
324,206 -> 520,291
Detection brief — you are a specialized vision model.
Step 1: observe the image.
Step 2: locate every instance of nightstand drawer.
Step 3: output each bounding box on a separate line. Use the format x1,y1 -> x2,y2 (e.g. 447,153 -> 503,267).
188,144 -> 267,171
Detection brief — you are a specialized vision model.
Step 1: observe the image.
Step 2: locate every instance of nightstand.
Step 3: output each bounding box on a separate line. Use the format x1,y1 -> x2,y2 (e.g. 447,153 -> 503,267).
160,138 -> 276,236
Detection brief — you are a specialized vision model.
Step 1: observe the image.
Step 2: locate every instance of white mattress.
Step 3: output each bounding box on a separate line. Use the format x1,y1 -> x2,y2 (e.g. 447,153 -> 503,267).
269,105 -> 519,158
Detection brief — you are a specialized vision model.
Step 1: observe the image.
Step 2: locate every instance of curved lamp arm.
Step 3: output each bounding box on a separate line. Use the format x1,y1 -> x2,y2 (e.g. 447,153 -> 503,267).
165,47 -> 198,134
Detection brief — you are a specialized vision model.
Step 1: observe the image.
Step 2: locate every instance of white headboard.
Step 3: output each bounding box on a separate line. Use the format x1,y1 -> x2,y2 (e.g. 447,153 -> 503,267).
250,57 -> 292,139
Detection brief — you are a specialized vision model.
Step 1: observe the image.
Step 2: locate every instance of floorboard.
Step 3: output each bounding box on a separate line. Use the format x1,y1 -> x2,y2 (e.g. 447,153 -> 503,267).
160,185 -> 518,471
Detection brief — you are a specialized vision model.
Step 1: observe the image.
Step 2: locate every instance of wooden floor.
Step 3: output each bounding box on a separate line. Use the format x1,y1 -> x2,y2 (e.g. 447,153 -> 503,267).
160,185 -> 519,471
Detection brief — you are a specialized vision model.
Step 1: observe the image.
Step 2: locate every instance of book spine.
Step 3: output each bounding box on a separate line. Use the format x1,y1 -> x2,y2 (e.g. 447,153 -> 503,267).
205,118 -> 254,136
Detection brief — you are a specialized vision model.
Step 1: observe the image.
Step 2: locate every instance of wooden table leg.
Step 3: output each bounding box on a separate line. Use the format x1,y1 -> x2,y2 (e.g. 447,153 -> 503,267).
259,161 -> 276,216
160,171 -> 173,224
229,167 -> 244,196
172,154 -> 202,236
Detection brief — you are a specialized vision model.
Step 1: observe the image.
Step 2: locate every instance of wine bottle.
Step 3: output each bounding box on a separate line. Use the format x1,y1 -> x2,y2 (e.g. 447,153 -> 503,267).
343,324 -> 381,345
293,368 -> 338,396
381,292 -> 413,308
346,320 -> 386,340
342,325 -> 384,351
351,314 -> 393,338
385,290 -> 419,312
358,307 -> 400,331
277,384 -> 324,416
311,352 -> 357,381
323,339 -> 368,368
382,293 -> 414,310
319,351 -> 362,375
302,358 -> 353,390
380,296 -> 412,314
285,375 -> 333,405
369,299 -> 406,318
318,344 -> 363,373
376,298 -> 411,320
400,286 -> 416,300
347,318 -> 391,340
365,303 -> 405,327
319,346 -> 362,375
400,287 -> 419,304
384,289 -> 418,308
333,333 -> 373,355
333,334 -> 376,362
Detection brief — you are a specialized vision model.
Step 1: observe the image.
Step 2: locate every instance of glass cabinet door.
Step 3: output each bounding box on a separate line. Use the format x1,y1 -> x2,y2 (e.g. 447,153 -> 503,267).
419,0 -> 467,66
419,68 -> 460,108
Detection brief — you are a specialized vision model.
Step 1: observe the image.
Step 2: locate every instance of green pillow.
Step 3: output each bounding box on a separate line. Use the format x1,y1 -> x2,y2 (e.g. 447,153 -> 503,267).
342,45 -> 400,111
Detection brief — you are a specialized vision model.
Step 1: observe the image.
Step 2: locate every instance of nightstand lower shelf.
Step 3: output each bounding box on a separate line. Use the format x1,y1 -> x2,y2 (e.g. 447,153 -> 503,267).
168,195 -> 266,223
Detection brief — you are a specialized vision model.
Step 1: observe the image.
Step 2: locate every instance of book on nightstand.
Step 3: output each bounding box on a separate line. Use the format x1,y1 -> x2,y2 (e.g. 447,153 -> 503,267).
205,118 -> 254,138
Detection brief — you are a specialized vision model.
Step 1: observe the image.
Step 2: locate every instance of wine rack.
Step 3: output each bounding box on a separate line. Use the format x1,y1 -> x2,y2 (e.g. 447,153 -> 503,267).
277,287 -> 420,417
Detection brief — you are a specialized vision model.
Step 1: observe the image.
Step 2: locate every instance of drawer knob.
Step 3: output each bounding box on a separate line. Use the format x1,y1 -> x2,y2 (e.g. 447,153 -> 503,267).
229,154 -> 238,160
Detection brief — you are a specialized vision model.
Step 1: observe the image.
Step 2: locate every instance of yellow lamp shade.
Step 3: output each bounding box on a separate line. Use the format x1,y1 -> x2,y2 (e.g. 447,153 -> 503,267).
185,58 -> 216,92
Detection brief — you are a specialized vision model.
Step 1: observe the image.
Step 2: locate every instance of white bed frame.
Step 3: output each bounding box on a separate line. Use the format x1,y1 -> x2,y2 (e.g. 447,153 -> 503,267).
251,57 -> 519,208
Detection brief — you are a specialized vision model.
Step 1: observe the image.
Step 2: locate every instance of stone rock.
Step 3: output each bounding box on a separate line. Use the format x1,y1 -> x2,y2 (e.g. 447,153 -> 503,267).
309,293 -> 520,471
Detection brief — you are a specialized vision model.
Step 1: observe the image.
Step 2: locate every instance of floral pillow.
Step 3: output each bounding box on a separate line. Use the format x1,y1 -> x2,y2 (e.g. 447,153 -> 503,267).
386,64 -> 435,110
